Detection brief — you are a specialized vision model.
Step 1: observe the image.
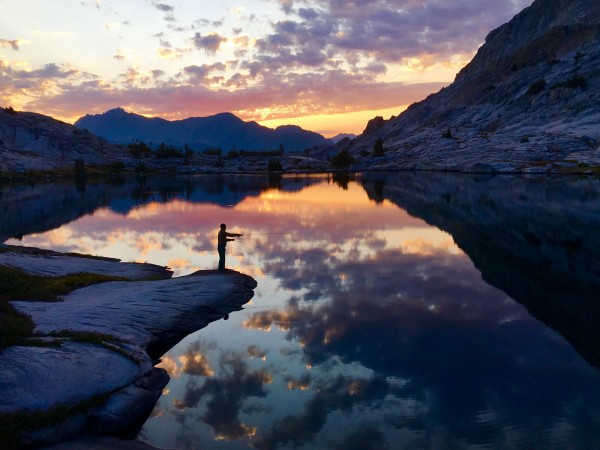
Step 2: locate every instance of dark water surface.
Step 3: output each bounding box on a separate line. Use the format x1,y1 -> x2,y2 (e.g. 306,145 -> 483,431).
4,173 -> 600,449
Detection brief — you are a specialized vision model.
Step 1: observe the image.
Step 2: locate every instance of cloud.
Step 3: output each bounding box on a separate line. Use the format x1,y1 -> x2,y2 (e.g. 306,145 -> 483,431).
157,47 -> 183,60
20,63 -> 79,79
175,349 -> 271,441
151,1 -> 174,13
193,32 -> 227,54
17,59 -> 445,122
4,0 -> 536,129
253,0 -> 532,76
179,340 -> 215,377
0,39 -> 19,51
183,63 -> 226,85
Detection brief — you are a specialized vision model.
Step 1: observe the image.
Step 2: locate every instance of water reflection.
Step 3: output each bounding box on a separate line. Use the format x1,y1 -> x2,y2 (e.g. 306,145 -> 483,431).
3,173 -> 600,448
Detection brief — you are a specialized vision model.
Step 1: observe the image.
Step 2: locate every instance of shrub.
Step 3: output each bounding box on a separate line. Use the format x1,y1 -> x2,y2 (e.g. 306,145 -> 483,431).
226,150 -> 239,159
108,162 -> 125,174
332,172 -> 350,190
3,106 -> 17,115
73,158 -> 86,178
551,75 -> 587,91
135,161 -> 147,173
267,159 -> 283,172
203,147 -> 222,156
128,140 -> 152,159
183,147 -> 194,164
564,76 -> 587,90
155,143 -> 183,159
331,149 -> 355,168
527,79 -> 546,95
372,138 -> 385,156
239,149 -> 284,157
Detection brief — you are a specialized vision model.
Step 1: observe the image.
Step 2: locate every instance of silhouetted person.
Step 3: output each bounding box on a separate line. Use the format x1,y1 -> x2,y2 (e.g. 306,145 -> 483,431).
218,223 -> 242,271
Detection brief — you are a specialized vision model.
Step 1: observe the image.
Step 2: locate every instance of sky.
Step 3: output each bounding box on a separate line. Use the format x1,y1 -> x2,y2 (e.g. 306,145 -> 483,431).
0,0 -> 532,137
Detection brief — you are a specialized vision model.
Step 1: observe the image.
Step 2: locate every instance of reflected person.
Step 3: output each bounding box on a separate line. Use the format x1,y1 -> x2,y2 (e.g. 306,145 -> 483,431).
218,223 -> 242,271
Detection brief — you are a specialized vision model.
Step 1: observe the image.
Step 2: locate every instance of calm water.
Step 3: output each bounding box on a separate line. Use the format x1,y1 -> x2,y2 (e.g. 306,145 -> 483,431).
5,173 -> 600,449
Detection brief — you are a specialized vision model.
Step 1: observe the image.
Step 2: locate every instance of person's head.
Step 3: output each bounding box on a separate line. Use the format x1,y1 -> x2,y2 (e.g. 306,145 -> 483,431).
220,223 -> 226,230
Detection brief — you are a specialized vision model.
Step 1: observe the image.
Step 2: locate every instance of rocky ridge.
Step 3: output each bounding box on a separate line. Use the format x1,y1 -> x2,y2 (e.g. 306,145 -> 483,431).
349,0 -> 600,173
0,108 -> 131,172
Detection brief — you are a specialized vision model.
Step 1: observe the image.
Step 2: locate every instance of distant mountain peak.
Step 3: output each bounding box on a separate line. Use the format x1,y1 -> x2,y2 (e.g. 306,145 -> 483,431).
74,109 -> 328,152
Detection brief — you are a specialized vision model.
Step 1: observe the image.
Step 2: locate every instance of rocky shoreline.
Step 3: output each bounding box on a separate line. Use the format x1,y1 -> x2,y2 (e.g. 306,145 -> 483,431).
0,247 -> 257,448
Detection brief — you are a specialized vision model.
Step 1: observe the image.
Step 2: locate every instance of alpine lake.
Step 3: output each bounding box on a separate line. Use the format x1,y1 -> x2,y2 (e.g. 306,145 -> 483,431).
3,171 -> 600,449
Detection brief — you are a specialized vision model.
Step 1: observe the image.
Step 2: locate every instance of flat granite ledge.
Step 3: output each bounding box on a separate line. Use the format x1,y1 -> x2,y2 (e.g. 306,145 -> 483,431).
0,247 -> 257,448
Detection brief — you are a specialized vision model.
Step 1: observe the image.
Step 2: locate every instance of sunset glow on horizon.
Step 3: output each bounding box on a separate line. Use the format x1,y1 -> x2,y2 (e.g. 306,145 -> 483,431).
0,0 -> 532,136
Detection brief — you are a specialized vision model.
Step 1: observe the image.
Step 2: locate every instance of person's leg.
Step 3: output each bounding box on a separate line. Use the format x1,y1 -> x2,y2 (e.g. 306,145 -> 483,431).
218,245 -> 225,270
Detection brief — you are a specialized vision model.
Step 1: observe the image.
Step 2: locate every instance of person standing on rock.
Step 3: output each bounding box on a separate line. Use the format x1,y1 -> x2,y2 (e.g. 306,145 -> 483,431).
218,223 -> 242,271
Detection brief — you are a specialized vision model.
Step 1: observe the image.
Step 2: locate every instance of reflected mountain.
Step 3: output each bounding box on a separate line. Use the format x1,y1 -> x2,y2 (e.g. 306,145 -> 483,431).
0,174 -> 323,242
361,172 -> 600,369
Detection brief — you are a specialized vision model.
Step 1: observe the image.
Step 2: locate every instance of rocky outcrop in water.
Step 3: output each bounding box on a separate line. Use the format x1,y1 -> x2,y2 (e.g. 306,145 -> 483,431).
350,0 -> 600,173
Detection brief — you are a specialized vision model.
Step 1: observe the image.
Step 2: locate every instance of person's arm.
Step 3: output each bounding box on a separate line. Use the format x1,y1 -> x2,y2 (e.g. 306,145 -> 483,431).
226,231 -> 243,237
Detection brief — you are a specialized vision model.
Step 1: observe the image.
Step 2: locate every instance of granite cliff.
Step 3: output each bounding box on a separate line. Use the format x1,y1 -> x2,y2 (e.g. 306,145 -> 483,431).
349,0 -> 600,173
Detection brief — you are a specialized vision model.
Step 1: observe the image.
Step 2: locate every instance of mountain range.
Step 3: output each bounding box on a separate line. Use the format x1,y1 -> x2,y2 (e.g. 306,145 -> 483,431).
74,108 -> 329,152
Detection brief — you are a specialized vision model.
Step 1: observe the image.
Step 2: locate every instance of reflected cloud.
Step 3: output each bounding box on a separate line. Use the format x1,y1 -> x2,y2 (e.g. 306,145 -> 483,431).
156,355 -> 181,379
285,374 -> 311,391
247,344 -> 268,361
245,244 -> 600,447
180,351 -> 214,378
254,374 -> 389,450
330,426 -> 390,450
179,350 -> 271,441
